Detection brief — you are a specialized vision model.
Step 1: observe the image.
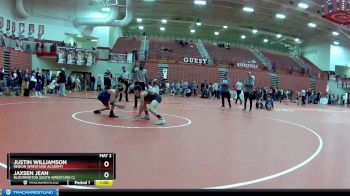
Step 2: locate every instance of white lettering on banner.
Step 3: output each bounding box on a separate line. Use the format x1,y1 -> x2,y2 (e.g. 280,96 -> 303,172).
163,69 -> 168,79
236,62 -> 258,69
182,57 -> 208,64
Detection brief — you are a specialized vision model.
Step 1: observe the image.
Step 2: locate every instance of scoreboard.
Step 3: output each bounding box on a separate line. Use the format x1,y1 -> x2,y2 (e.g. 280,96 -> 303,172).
321,0 -> 350,25
7,153 -> 116,186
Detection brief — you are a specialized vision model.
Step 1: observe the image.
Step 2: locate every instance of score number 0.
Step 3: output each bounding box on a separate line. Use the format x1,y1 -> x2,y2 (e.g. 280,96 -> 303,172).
104,161 -> 110,178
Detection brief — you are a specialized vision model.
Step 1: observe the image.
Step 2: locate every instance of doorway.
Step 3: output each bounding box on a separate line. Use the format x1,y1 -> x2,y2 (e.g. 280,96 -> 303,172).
72,71 -> 91,91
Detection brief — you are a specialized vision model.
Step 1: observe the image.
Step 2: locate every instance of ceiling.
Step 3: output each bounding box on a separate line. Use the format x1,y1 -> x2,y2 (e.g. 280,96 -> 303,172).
118,0 -> 350,50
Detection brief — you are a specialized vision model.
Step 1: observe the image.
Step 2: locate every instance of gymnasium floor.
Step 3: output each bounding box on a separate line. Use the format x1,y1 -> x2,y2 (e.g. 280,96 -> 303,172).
0,93 -> 349,189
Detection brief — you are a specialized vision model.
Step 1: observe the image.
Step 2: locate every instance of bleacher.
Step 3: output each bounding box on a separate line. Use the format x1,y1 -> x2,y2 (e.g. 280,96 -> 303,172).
111,37 -> 325,78
300,56 -> 324,78
112,37 -> 141,54
204,43 -> 257,66
148,39 -> 201,62
261,51 -> 302,73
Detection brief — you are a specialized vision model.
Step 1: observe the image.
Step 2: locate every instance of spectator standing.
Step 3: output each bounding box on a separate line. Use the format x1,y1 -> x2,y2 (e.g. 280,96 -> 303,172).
104,68 -> 113,90
11,68 -> 19,95
213,81 -> 219,99
23,69 -> 30,89
80,75 -> 85,91
220,73 -> 232,108
301,89 -> 306,106
90,75 -> 96,91
193,81 -> 198,97
0,68 -> 4,95
235,79 -> 243,104
134,63 -> 147,108
119,66 -> 131,102
97,76 -> 102,91
243,72 -> 255,112
58,68 -> 66,96
17,68 -> 23,93
35,71 -> 43,97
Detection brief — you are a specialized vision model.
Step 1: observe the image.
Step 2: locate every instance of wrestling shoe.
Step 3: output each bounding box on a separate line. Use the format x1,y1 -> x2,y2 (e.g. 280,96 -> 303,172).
154,119 -> 166,125
109,112 -> 119,118
93,110 -> 101,114
141,116 -> 151,120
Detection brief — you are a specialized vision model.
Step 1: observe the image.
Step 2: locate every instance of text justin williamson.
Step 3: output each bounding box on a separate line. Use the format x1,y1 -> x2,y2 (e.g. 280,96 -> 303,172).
13,160 -> 68,169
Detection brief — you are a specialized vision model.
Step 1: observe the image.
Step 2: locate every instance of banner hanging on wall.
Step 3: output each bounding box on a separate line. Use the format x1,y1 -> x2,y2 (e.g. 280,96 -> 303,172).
6,19 -> 10,35
38,25 -> 44,39
76,49 -> 86,66
18,23 -> 25,38
86,50 -> 95,66
0,17 -> 4,32
11,21 -> 15,35
28,24 -> 34,38
67,48 -> 76,65
57,47 -> 67,64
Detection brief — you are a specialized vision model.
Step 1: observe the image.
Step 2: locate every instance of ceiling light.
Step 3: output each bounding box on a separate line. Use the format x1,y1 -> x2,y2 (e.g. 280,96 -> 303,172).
77,34 -> 83,38
161,19 -> 167,24
276,34 -> 282,38
241,35 -> 246,39
264,39 -> 268,43
160,27 -> 165,31
332,31 -> 340,36
298,3 -> 309,9
334,41 -> 340,45
295,38 -> 300,43
276,13 -> 286,19
91,39 -> 98,42
102,7 -> 111,12
308,22 -> 317,28
136,18 -> 143,23
196,22 -> 202,26
243,7 -> 254,12
223,25 -> 228,29
190,29 -> 196,33
139,26 -> 144,30
194,0 -> 206,5
252,29 -> 258,34
214,32 -> 219,36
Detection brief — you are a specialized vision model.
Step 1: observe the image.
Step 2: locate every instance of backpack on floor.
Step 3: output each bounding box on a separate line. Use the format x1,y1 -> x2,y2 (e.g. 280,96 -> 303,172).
23,88 -> 29,97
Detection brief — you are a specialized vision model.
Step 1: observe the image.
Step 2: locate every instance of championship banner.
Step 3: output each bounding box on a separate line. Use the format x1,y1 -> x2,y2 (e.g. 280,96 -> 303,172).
6,19 -> 10,33
162,68 -> 168,79
57,47 -> 67,64
66,48 -> 76,65
0,17 -> 4,32
38,24 -> 44,39
18,23 -> 25,38
76,49 -> 86,65
329,71 -> 336,81
11,21 -> 15,34
86,50 -> 95,66
127,52 -> 133,63
110,53 -> 127,63
28,24 -> 34,37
